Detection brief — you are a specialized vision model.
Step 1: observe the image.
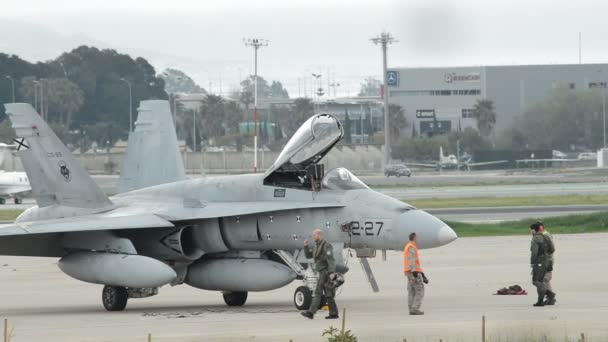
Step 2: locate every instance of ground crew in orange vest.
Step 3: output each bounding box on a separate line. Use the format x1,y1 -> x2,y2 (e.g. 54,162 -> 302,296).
403,232 -> 428,315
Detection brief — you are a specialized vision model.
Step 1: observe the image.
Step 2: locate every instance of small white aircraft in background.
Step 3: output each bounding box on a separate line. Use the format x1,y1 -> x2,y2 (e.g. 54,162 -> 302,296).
0,142 -> 30,204
409,146 -> 508,171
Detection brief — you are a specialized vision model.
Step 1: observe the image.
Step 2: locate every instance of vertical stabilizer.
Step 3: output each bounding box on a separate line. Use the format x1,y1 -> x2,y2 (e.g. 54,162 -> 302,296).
118,100 -> 186,193
4,103 -> 112,208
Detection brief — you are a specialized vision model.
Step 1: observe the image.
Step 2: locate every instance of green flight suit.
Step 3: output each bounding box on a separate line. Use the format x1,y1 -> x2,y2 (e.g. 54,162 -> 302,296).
304,239 -> 339,316
530,233 -> 548,298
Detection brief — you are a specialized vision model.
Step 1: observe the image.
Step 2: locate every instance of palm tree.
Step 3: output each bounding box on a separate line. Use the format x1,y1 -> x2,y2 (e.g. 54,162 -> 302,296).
473,99 -> 497,138
288,98 -> 314,135
388,104 -> 407,144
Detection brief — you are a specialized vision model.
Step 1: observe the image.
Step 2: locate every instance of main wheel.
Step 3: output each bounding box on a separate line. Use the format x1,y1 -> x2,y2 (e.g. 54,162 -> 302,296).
13,198 -> 22,204
102,285 -> 128,311
223,291 -> 248,306
294,286 -> 312,310
0,198 -> 6,205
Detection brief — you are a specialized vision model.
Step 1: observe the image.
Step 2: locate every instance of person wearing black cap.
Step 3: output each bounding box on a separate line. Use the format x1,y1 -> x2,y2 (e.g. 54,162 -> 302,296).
530,221 -> 555,307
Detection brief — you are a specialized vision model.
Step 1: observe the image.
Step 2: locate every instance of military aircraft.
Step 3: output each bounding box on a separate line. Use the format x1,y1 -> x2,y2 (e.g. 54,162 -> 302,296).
0,101 -> 457,311
410,146 -> 508,171
0,143 -> 30,204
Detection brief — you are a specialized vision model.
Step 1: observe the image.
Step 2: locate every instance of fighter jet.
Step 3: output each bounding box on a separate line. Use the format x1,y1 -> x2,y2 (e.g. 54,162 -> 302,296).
0,143 -> 30,204
0,101 -> 457,311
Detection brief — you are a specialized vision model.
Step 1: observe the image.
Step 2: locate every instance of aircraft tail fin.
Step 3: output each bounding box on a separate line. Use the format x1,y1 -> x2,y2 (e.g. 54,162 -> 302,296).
118,100 -> 186,193
4,103 -> 112,208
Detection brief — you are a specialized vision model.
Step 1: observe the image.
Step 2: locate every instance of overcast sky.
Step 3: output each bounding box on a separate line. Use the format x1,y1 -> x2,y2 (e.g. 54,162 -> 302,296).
2,0 -> 608,96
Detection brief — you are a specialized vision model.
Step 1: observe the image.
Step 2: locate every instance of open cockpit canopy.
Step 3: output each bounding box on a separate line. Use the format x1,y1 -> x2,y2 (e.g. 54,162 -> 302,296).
264,114 -> 343,190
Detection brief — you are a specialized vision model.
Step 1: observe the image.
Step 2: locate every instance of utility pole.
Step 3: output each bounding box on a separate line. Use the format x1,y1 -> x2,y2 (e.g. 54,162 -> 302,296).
5,76 -> 15,103
243,37 -> 269,173
371,31 -> 397,167
120,78 -> 133,132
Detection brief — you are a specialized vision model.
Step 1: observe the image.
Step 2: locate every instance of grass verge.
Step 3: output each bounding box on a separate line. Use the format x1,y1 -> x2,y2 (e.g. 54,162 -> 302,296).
408,194 -> 608,209
0,210 -> 23,221
447,211 -> 608,237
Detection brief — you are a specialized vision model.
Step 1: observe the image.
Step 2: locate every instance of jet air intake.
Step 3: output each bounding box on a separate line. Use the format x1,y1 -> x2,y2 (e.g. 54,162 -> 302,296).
58,251 -> 177,288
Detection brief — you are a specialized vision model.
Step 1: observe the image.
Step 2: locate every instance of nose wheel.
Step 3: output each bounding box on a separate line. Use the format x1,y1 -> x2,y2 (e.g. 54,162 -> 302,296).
102,285 -> 128,311
294,286 -> 326,311
294,286 -> 312,310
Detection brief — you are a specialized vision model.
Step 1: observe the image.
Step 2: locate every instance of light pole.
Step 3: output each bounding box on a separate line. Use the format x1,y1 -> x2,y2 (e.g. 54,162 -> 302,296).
602,83 -> 606,148
192,108 -> 197,153
33,79 -> 46,118
371,31 -> 397,167
243,37 -> 269,173
33,80 -> 39,113
312,73 -> 322,112
5,76 -> 15,103
120,78 -> 133,132
39,78 -> 46,120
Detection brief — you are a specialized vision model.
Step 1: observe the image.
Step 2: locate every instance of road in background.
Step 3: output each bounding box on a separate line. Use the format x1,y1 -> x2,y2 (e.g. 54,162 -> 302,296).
379,182 -> 608,200
427,204 -> 608,223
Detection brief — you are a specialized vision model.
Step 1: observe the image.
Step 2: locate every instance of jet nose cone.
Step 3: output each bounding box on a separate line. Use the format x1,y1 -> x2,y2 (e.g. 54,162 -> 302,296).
437,225 -> 458,245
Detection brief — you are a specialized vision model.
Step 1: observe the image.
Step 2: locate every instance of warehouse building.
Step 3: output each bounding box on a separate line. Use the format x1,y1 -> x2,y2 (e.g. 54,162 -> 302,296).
386,63 -> 608,136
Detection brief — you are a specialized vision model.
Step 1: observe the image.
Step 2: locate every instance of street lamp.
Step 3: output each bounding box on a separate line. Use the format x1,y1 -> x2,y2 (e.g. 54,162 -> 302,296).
33,79 -> 46,119
33,80 -> 39,112
312,73 -> 322,112
5,76 -> 15,103
39,78 -> 46,120
371,31 -> 397,167
120,78 -> 133,132
243,37 -> 269,173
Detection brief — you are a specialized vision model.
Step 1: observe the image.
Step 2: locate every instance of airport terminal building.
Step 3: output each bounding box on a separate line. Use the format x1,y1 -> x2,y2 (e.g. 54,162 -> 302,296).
386,63 -> 608,136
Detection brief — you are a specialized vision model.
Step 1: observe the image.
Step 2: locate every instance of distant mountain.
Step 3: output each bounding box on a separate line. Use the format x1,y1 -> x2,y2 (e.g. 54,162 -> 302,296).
0,18 -> 109,62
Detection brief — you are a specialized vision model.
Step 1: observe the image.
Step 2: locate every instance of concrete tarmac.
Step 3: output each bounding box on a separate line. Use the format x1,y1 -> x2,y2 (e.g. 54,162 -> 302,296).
1,233 -> 607,341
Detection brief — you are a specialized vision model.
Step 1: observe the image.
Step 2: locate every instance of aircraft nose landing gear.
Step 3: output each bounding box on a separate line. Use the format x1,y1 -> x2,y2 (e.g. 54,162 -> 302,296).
294,286 -> 312,310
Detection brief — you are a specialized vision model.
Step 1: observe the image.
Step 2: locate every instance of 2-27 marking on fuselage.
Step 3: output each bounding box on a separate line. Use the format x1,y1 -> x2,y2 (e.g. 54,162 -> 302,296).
350,221 -> 384,236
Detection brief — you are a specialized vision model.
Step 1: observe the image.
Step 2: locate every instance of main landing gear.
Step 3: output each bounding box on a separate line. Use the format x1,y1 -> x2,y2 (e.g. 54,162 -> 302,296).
223,291 -> 248,306
102,285 -> 128,311
273,250 -> 326,311
102,285 -> 159,311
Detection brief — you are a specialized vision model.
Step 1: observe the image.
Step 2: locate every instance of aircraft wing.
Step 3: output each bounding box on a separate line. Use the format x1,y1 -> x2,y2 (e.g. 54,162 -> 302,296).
0,213 -> 174,237
0,200 -> 344,237
0,185 -> 31,196
467,160 -> 509,167
405,162 -> 438,169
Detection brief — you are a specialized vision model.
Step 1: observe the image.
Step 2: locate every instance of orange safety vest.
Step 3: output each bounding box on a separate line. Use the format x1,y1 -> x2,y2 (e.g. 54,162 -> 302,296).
403,241 -> 422,273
